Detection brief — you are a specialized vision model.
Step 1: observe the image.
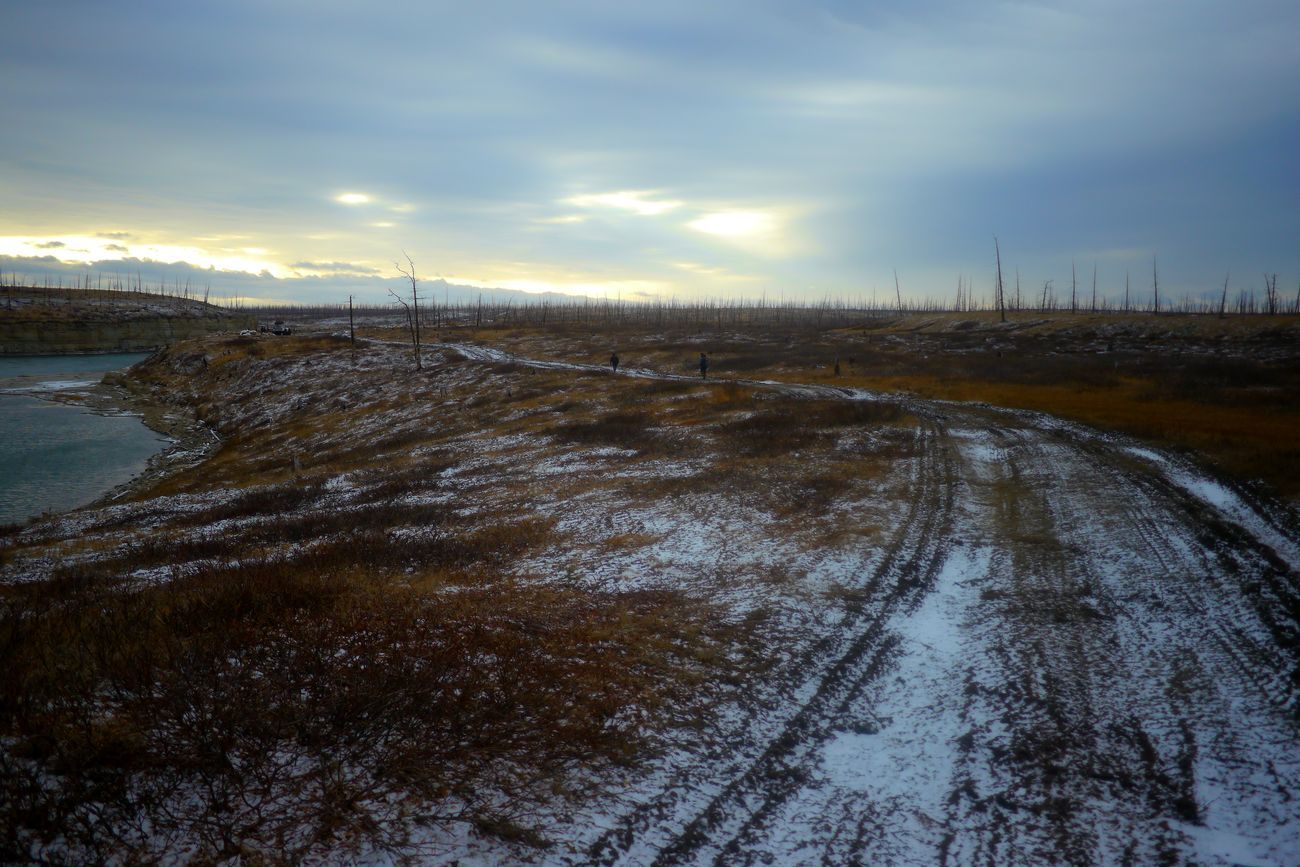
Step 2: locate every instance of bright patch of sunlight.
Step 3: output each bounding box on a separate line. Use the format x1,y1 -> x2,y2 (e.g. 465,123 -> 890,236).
0,235 -> 293,278
688,211 -> 777,238
335,192 -> 371,205
566,190 -> 683,216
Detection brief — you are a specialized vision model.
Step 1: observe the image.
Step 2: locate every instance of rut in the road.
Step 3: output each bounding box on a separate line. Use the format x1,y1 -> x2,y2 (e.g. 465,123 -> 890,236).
440,341 -> 1300,866
641,421 -> 955,867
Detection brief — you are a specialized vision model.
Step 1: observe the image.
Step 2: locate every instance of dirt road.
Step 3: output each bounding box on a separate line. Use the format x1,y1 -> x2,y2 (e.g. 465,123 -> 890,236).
449,342 -> 1300,866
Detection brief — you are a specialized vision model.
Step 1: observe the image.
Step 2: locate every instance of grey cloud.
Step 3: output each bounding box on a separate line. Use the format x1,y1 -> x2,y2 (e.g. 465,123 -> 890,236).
0,1 -> 1296,301
289,261 -> 381,275
0,255 -> 589,306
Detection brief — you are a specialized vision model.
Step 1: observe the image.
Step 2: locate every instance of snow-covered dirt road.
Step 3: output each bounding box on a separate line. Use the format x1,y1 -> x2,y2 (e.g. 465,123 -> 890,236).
446,341 -> 1300,866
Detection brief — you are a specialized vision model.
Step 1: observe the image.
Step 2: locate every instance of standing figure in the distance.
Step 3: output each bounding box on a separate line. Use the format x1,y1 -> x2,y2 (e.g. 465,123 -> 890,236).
699,352 -> 709,379
610,351 -> 620,372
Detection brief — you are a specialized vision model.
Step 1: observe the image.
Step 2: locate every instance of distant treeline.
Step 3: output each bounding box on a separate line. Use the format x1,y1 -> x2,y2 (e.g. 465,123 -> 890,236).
1,272 -> 223,308
249,284 -> 1300,330
5,269 -> 1298,323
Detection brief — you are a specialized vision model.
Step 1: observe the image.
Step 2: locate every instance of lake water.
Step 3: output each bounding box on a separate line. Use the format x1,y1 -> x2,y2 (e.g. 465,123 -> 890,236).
0,353 -> 167,524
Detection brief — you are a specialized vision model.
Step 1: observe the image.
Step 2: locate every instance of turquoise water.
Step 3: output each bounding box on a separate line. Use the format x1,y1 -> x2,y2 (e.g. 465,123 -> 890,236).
0,354 -> 166,524
0,352 -> 153,379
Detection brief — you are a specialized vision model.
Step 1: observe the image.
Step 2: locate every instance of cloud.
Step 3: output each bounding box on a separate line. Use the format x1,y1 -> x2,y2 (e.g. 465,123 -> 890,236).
36,241 -> 66,249
0,1 -> 1295,301
289,260 -> 381,275
566,191 -> 683,216
0,255 -> 620,306
105,243 -> 129,253
688,211 -> 776,239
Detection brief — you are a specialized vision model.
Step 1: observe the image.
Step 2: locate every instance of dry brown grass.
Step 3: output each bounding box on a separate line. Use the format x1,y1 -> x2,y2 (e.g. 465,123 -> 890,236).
1,537 -> 733,862
849,373 -> 1300,499
463,316 -> 1300,500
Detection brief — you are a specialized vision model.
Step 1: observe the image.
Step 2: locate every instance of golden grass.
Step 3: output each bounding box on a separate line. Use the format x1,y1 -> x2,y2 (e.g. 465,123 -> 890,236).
0,557 -> 733,861
845,373 -> 1300,499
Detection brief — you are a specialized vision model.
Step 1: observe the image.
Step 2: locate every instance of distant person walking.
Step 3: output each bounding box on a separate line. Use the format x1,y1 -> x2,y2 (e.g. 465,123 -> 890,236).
699,352 -> 709,379
610,351 -> 620,372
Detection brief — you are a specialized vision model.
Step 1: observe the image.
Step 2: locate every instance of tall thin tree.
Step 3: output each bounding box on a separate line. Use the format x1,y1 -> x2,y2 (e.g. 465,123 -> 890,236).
994,236 -> 1007,323
1152,257 -> 1159,315
392,253 -> 423,370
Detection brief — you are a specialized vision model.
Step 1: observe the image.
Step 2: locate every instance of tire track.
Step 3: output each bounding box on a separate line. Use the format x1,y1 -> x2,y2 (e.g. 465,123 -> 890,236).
645,421 -> 955,867
439,341 -> 1300,864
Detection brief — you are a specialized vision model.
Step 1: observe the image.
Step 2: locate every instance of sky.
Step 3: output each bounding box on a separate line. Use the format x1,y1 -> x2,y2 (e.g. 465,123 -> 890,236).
1,0 -> 1297,306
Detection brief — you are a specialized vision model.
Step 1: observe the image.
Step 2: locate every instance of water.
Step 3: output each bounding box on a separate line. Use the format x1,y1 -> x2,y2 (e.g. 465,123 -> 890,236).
0,352 -> 155,379
0,353 -> 167,524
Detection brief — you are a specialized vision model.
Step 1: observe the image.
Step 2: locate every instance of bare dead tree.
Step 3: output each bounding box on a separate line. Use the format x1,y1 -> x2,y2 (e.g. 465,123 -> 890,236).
349,294 -> 357,360
1219,273 -> 1229,319
1071,259 -> 1078,313
894,268 -> 903,313
1124,271 -> 1131,312
1152,256 -> 1159,314
392,253 -> 423,370
1263,273 -> 1279,315
1090,262 -> 1097,313
994,237 -> 1006,323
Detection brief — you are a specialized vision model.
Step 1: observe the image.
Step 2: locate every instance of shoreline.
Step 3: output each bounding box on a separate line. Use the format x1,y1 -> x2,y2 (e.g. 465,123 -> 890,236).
0,370 -> 217,522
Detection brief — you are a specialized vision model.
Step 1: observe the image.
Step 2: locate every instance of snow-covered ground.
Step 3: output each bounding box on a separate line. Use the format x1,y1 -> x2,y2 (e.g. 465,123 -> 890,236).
4,335 -> 1297,865
430,341 -> 1300,866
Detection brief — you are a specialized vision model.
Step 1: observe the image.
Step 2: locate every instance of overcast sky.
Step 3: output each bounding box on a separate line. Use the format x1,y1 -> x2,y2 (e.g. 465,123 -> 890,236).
2,0 -> 1297,305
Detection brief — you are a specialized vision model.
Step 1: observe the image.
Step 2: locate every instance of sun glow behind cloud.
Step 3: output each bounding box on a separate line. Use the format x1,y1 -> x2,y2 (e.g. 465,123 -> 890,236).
565,191 -> 683,216
1,2 -> 1295,304
688,211 -> 777,238
0,235 -> 293,278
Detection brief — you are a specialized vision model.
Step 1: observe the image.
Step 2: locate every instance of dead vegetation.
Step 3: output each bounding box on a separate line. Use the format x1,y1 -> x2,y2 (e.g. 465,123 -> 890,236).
0,557 -> 727,862
2,329 -> 916,861
456,312 -> 1300,500
7,312 -> 1291,860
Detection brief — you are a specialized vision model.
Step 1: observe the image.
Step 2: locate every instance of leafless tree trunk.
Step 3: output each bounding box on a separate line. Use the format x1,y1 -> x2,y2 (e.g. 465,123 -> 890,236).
1090,262 -> 1097,313
894,269 -> 903,314
392,253 -> 423,370
1152,257 -> 1159,315
994,237 -> 1006,323
1219,273 -> 1229,319
1071,260 -> 1077,313
1263,273 -> 1279,315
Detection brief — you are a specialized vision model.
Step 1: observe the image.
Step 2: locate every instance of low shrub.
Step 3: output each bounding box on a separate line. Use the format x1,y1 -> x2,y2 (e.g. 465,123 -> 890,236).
0,556 -> 729,862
